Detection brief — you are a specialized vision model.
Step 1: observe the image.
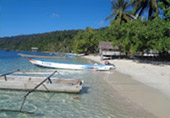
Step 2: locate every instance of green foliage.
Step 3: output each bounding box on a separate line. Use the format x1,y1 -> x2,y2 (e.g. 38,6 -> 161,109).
158,0 -> 170,20
147,17 -> 170,52
105,0 -> 133,24
109,19 -> 147,54
108,17 -> 170,55
73,27 -> 99,54
0,30 -> 78,52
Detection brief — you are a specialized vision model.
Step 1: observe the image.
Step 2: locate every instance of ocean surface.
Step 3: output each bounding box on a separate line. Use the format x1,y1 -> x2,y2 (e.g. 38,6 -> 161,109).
0,50 -> 155,118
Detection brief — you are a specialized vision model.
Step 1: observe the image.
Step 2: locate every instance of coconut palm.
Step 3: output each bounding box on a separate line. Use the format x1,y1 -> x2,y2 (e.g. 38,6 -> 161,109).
130,0 -> 160,20
105,0 -> 133,24
158,0 -> 170,19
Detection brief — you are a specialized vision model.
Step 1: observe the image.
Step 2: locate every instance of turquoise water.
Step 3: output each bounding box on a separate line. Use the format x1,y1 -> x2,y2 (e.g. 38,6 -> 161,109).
0,50 -> 154,118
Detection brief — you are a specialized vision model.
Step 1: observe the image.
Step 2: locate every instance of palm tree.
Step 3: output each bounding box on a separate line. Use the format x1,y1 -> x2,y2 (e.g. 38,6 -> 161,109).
105,0 -> 133,24
130,0 -> 160,20
159,0 -> 170,19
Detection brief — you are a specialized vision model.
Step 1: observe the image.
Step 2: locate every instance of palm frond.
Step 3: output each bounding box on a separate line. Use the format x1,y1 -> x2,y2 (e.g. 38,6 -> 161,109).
138,4 -> 148,16
105,11 -> 117,21
123,14 -> 131,22
106,0 -> 133,24
132,0 -> 160,19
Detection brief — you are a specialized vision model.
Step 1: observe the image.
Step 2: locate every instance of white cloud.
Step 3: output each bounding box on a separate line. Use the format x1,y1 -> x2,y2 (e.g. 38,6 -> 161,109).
52,13 -> 60,18
95,21 -> 105,26
99,21 -> 104,25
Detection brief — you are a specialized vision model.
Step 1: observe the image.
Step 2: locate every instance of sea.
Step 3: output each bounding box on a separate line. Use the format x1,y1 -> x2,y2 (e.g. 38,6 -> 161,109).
0,50 -> 155,118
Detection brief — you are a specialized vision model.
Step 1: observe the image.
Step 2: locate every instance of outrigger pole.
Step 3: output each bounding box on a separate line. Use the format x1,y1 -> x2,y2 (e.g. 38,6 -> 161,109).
0,70 -> 58,114
0,69 -> 20,81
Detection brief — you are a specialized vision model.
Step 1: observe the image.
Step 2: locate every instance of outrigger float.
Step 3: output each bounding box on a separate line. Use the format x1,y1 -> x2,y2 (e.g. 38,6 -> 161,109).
28,58 -> 115,71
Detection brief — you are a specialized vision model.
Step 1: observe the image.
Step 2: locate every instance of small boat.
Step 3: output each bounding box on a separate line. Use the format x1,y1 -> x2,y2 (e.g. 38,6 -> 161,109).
28,58 -> 115,71
64,54 -> 77,59
18,53 -> 59,59
0,71 -> 83,93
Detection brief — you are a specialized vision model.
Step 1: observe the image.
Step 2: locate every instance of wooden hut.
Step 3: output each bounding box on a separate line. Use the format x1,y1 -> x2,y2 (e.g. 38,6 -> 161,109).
31,47 -> 38,52
98,42 -> 120,59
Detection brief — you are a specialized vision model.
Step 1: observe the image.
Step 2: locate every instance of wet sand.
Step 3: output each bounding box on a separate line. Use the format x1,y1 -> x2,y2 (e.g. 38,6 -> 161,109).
84,55 -> 170,118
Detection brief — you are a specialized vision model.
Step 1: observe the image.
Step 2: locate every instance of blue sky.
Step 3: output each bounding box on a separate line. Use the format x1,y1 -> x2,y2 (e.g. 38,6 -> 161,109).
0,0 -> 112,37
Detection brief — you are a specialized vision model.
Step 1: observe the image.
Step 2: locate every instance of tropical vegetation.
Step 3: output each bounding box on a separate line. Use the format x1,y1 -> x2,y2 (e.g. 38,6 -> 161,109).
0,30 -> 78,52
0,0 -> 170,58
105,0 -> 133,24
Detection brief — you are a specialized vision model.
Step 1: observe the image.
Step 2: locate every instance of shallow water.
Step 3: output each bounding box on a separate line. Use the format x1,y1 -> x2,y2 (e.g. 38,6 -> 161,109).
0,50 -> 155,118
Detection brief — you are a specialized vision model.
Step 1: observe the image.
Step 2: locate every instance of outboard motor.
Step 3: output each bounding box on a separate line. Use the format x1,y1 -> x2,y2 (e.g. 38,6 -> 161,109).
105,61 -> 115,69
105,61 -> 110,65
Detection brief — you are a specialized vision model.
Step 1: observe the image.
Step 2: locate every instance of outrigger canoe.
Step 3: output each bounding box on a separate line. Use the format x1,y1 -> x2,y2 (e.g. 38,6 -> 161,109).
0,70 -> 83,93
18,53 -> 59,59
28,58 -> 115,71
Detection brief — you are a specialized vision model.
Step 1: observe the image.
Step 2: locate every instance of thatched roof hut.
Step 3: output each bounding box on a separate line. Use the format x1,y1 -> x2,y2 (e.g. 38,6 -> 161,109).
99,41 -> 119,51
98,41 -> 120,56
31,47 -> 38,52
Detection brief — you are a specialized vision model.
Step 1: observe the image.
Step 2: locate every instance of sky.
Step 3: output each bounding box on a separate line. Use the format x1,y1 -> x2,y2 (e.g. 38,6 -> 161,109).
0,0 -> 112,37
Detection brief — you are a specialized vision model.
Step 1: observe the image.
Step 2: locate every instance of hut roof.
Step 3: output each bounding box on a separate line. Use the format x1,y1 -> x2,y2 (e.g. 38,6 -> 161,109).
31,47 -> 38,50
99,42 -> 119,50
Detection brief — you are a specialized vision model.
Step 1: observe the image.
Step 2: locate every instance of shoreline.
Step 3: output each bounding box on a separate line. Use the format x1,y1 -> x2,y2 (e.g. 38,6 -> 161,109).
83,55 -> 170,118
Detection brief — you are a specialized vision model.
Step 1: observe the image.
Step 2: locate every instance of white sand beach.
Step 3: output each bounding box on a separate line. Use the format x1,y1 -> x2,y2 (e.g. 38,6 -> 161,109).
84,55 -> 170,118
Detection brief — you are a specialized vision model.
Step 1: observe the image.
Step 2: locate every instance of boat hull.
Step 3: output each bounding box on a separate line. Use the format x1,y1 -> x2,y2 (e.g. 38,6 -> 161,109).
28,58 -> 115,71
0,76 -> 83,93
18,53 -> 59,59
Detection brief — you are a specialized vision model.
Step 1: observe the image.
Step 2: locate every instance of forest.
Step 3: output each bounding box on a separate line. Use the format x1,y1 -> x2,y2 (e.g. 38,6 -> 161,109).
0,30 -> 79,52
0,0 -> 170,57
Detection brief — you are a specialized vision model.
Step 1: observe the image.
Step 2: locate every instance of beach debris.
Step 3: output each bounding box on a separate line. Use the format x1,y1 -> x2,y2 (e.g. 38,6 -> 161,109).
73,97 -> 80,100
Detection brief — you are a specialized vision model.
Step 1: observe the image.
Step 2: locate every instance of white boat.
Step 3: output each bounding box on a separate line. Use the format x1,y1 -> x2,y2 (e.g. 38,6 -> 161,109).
18,53 -> 77,59
18,53 -> 59,59
28,58 -> 115,71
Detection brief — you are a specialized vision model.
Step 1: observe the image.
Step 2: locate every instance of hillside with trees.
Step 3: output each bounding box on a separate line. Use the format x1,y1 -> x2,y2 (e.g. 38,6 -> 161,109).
0,30 -> 79,52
